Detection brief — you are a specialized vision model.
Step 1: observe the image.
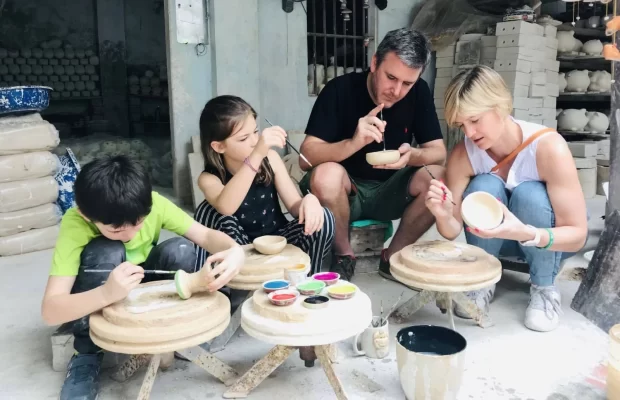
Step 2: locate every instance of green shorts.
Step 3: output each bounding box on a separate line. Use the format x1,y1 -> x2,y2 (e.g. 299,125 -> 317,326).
299,166 -> 418,222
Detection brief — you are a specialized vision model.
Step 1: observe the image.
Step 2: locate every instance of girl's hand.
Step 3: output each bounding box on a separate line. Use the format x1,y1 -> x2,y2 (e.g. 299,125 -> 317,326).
425,179 -> 454,221
298,194 -> 324,235
204,245 -> 245,291
254,126 -> 287,158
466,199 -> 533,242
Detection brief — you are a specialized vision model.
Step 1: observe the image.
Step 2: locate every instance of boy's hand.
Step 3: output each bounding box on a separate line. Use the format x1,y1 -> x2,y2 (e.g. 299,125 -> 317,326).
204,245 -> 245,291
101,262 -> 144,304
298,194 -> 324,235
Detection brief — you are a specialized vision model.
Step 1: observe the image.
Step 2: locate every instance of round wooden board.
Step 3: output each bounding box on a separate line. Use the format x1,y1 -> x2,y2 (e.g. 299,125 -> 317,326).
101,281 -> 228,328
251,289 -> 310,323
227,244 -> 310,290
90,316 -> 230,354
389,241 -> 502,292
240,288 -> 372,347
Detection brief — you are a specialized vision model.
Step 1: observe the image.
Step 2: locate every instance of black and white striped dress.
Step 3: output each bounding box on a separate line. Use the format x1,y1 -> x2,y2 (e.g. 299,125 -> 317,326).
194,164 -> 335,275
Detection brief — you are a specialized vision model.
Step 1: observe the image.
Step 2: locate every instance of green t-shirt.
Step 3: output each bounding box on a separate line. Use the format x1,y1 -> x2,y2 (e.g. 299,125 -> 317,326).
50,191 -> 195,276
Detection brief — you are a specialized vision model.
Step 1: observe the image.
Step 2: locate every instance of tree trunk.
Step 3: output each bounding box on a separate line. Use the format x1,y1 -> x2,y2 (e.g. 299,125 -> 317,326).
571,210 -> 620,332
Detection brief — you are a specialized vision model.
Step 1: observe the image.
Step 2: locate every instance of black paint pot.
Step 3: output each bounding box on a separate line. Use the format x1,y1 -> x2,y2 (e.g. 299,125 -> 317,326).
395,325 -> 467,400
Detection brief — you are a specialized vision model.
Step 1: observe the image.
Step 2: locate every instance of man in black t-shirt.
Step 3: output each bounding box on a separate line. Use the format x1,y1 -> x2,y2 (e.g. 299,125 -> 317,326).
298,28 -> 446,283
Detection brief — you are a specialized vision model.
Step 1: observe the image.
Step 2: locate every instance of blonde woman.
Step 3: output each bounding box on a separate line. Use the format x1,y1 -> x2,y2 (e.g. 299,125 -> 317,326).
425,65 -> 587,332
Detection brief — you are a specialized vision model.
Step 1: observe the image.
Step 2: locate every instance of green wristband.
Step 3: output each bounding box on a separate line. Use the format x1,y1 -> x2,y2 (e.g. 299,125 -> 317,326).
542,228 -> 554,250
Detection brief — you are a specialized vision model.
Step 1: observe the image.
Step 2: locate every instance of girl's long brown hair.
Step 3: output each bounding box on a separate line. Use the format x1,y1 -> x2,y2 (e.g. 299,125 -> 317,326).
199,95 -> 274,185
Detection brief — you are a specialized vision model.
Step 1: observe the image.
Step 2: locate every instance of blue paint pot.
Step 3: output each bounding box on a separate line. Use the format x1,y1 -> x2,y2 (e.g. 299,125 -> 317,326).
262,279 -> 290,293
395,325 -> 466,399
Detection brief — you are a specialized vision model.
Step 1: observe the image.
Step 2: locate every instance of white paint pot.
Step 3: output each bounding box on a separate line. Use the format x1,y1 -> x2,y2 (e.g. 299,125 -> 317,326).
396,325 -> 466,400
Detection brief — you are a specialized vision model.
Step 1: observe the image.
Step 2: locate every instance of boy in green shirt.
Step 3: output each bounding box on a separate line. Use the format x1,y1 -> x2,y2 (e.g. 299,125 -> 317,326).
41,155 -> 244,400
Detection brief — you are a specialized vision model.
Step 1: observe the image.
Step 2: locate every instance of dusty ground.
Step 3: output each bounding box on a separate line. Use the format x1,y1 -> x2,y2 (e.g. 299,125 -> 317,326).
0,195 -> 610,400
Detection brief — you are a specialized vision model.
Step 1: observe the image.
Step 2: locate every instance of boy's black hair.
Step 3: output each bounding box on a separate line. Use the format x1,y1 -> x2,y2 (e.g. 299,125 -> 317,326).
74,155 -> 152,227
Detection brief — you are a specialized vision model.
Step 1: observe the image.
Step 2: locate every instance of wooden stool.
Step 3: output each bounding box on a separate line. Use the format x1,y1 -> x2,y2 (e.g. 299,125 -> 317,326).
89,281 -> 239,399
223,285 -> 372,399
208,244 -> 311,353
389,241 -> 502,329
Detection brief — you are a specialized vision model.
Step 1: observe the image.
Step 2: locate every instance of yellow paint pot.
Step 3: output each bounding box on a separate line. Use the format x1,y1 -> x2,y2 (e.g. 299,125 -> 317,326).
327,284 -> 357,300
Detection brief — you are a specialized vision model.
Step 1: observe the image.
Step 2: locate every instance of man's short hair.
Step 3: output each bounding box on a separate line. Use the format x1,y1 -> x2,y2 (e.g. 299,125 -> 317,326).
375,28 -> 431,72
74,155 -> 152,227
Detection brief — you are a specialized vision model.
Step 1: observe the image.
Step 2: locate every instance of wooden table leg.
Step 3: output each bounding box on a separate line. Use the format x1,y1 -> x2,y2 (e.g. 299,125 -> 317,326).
176,346 -> 239,386
209,291 -> 253,353
111,354 -> 151,382
390,290 -> 437,324
451,292 -> 494,328
223,345 -> 296,399
315,345 -> 348,400
137,354 -> 160,400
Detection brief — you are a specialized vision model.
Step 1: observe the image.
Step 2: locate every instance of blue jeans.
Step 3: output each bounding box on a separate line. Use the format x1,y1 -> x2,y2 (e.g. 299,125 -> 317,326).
463,174 -> 574,287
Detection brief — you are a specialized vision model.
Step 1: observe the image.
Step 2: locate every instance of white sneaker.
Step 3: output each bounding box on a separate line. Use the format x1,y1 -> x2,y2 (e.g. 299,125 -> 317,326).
524,285 -> 562,332
454,284 -> 496,319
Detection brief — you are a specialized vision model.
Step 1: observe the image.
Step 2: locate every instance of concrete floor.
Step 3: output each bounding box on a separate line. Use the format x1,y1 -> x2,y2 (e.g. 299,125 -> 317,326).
0,195 -> 610,400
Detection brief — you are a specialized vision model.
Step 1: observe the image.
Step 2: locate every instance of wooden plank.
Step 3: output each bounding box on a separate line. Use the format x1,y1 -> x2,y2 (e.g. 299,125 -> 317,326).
95,0 -> 129,136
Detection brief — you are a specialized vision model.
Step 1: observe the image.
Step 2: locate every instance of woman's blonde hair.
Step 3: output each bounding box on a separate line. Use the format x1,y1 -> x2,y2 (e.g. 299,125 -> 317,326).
443,65 -> 513,127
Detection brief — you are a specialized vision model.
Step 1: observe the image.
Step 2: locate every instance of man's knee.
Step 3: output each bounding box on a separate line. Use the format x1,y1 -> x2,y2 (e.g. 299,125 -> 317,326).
409,165 -> 445,196
157,237 -> 197,272
80,236 -> 125,268
309,162 -> 349,200
463,173 -> 505,198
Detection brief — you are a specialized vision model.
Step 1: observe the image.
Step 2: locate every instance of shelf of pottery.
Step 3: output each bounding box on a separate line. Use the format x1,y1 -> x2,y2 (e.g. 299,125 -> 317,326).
307,56 -> 363,96
127,66 -> 170,137
0,40 -> 101,100
434,20 -> 560,151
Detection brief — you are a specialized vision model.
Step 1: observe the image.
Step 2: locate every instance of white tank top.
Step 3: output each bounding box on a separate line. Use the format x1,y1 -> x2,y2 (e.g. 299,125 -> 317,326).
464,119 -> 555,191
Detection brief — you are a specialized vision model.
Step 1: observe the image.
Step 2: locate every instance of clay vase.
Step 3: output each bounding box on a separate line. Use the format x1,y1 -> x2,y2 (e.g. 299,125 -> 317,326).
588,70 -> 612,92
396,325 -> 466,400
585,111 -> 610,133
556,30 -> 576,53
574,38 -> 584,52
557,109 -> 589,132
583,39 -> 604,56
565,70 -> 591,92
558,73 -> 567,92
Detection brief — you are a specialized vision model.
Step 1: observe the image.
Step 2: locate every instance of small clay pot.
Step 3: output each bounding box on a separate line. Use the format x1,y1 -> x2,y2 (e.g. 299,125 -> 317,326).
296,280 -> 326,295
262,279 -> 290,293
303,295 -> 330,309
327,283 -> 358,300
253,235 -> 287,255
366,150 -> 400,166
312,272 -> 340,286
268,289 -> 299,306
460,191 -> 503,230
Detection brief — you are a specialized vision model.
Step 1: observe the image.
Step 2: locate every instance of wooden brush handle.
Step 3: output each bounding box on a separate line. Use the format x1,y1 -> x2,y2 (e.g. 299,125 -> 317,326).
175,264 -> 214,299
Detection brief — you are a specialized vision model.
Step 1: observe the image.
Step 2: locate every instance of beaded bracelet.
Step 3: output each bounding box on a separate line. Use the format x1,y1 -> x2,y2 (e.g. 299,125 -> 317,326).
244,157 -> 259,173
542,228 -> 554,250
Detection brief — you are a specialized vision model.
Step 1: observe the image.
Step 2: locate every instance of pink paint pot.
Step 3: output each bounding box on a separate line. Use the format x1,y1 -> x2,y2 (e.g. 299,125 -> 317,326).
312,272 -> 340,286
268,289 -> 299,306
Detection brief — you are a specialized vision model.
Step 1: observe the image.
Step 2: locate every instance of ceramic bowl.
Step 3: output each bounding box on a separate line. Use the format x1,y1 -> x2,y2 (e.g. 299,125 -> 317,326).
460,191 -> 503,231
327,283 -> 358,300
296,280 -> 326,295
366,150 -> 400,166
262,279 -> 290,293
303,295 -> 330,309
312,272 -> 340,286
253,235 -> 287,255
268,289 -> 299,306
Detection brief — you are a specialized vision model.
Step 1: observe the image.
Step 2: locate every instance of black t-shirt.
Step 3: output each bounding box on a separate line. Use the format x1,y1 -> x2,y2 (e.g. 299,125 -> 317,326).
305,70 -> 443,182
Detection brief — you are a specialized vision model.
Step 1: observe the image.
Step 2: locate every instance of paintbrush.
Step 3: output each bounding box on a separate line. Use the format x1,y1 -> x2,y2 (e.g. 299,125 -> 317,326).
380,110 -> 386,151
423,165 -> 456,206
84,269 -> 176,274
382,290 -> 405,326
264,117 -> 313,167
